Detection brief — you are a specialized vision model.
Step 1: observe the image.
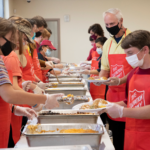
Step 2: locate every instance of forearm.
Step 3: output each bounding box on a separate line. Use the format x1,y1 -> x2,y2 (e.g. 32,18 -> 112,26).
89,70 -> 99,75
50,70 -> 61,75
99,69 -> 110,78
53,64 -> 63,69
34,74 -> 41,82
0,84 -> 46,106
123,105 -> 150,119
120,73 -> 129,85
116,101 -> 127,107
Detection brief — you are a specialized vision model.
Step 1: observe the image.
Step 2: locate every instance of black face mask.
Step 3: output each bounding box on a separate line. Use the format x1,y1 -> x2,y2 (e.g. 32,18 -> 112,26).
0,37 -> 16,56
35,31 -> 42,37
106,23 -> 121,36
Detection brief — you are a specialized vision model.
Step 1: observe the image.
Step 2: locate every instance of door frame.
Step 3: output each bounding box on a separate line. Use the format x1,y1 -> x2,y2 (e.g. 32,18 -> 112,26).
44,18 -> 61,59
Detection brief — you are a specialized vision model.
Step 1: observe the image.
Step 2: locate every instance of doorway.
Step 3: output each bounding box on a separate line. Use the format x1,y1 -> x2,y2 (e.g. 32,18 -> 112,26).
45,19 -> 61,59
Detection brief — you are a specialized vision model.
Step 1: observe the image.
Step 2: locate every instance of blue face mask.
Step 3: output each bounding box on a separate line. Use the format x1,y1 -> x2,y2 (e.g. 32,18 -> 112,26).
32,32 -> 36,40
96,48 -> 103,55
45,48 -> 51,57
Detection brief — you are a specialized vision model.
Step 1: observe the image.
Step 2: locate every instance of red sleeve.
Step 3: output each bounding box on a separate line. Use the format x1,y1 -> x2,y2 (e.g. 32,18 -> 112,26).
124,68 -> 137,104
3,55 -> 22,77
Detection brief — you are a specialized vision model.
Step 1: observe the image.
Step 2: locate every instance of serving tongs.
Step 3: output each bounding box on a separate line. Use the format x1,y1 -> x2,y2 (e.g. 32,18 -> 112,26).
57,96 -> 74,105
52,67 -> 62,84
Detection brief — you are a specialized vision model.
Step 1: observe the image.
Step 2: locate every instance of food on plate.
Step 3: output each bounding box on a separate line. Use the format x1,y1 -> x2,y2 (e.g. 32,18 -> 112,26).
95,77 -> 108,80
88,77 -> 95,80
80,99 -> 108,110
60,128 -> 98,133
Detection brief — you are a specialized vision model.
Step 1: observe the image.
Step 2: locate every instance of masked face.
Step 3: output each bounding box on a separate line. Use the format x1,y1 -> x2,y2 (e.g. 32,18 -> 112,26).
0,37 -> 16,56
106,23 -> 121,36
126,48 -> 145,68
96,48 -> 103,55
45,48 -> 52,57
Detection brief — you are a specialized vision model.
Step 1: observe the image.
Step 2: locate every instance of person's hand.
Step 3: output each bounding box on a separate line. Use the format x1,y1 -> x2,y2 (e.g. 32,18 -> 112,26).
54,64 -> 64,69
44,93 -> 64,109
33,86 -> 44,94
80,70 -> 90,75
37,81 -> 51,90
105,103 -> 124,118
32,104 -> 44,112
50,57 -> 60,64
14,106 -> 37,120
62,63 -> 69,68
83,65 -> 91,70
103,77 -> 120,86
45,61 -> 53,68
22,81 -> 32,91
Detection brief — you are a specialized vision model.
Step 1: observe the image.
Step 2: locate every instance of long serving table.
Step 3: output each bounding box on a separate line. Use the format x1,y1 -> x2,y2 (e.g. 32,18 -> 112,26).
14,78 -> 115,150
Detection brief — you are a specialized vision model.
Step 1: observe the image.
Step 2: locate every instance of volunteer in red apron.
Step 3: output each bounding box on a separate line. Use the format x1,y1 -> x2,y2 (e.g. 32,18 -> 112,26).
38,40 -> 57,82
81,37 -> 107,100
0,18 -> 39,148
96,8 -> 132,150
103,30 -> 150,150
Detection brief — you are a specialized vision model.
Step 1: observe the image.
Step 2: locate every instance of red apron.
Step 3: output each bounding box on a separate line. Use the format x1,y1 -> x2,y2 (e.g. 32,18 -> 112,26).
11,67 -> 24,144
124,68 -> 150,150
22,50 -> 35,82
90,51 -> 106,100
107,30 -> 133,122
40,53 -> 49,83
32,49 -> 43,81
0,70 -> 12,148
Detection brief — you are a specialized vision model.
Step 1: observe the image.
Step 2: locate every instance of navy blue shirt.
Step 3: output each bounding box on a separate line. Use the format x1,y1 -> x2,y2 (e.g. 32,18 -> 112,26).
114,36 -> 123,43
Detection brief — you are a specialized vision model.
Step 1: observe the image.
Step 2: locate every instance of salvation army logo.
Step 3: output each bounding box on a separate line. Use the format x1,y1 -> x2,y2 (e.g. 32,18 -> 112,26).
111,64 -> 125,78
92,57 -> 98,61
129,89 -> 145,108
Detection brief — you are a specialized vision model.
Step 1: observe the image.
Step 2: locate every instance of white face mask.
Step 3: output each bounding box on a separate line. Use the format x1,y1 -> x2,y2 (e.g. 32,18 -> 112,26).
126,49 -> 145,68
96,48 -> 103,55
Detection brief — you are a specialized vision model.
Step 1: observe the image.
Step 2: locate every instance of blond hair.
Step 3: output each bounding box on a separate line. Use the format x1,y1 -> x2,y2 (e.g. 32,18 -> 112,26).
42,28 -> 50,39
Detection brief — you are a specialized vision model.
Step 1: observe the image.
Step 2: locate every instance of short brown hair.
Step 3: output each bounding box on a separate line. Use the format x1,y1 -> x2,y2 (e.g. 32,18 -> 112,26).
0,17 -> 17,43
88,23 -> 104,37
121,30 -> 150,52
32,16 -> 47,28
42,28 -> 50,39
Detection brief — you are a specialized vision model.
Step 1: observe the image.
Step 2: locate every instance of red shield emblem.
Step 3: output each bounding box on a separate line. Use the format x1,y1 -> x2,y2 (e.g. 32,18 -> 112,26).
92,57 -> 98,61
129,89 -> 145,108
111,64 -> 125,78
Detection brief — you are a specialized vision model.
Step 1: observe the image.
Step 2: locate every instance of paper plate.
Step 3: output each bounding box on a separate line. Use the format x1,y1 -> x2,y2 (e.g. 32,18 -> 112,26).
72,101 -> 110,113
86,79 -> 110,83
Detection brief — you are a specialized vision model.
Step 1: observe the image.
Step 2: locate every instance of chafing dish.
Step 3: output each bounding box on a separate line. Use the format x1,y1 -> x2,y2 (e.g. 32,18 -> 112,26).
23,123 -> 104,150
38,109 -> 98,124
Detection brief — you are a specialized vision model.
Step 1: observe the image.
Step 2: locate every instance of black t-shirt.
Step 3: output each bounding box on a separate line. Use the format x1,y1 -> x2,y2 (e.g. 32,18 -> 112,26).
97,54 -> 102,72
38,52 -> 48,61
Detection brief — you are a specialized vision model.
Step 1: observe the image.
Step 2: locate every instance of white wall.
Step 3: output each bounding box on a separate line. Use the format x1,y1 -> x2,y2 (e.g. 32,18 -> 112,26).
12,0 -> 150,63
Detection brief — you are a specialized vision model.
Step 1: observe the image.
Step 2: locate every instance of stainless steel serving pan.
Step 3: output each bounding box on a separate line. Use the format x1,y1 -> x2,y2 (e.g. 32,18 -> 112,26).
48,78 -> 82,82
38,110 -> 99,124
51,82 -> 85,87
49,74 -> 82,78
23,123 -> 104,150
45,87 -> 87,96
6,145 -> 92,150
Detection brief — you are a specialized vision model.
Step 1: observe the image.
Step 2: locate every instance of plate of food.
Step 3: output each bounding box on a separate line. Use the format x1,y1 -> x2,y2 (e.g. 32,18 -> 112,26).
86,77 -> 110,83
72,99 -> 111,112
